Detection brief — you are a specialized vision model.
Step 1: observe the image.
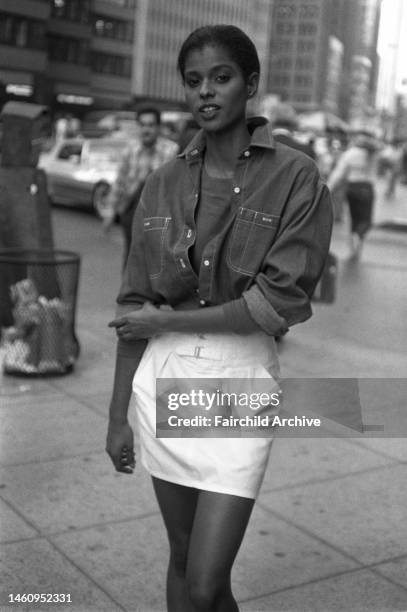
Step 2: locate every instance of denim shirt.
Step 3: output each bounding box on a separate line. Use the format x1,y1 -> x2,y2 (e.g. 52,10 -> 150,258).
117,118 -> 333,335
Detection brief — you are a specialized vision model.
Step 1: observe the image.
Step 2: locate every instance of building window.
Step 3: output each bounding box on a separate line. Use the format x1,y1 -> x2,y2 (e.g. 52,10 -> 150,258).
0,12 -> 46,50
276,21 -> 295,35
51,0 -> 90,24
275,56 -> 293,70
91,52 -> 131,77
48,34 -> 89,64
294,74 -> 313,87
297,39 -> 316,52
272,74 -> 290,87
93,15 -> 133,42
299,5 -> 319,19
276,5 -> 296,18
272,38 -> 292,52
296,56 -> 314,70
298,22 -> 318,36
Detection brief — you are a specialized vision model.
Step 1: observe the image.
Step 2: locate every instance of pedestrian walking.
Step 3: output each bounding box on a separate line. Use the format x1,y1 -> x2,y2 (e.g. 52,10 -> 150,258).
383,140 -> 403,200
327,132 -> 377,258
106,25 -> 332,612
105,107 -> 178,267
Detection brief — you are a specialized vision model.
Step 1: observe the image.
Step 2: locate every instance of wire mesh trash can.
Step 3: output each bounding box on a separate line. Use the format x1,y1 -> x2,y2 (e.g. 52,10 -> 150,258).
0,249 -> 80,376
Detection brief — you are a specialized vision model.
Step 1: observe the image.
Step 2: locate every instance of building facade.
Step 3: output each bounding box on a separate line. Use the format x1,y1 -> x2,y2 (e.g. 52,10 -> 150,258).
0,0 -> 50,105
266,0 -> 333,113
131,0 -> 274,104
266,0 -> 381,121
1,0 -> 137,115
0,0 -> 273,115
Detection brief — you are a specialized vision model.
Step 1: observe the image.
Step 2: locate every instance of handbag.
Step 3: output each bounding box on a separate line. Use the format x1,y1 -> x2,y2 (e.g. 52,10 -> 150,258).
312,252 -> 338,304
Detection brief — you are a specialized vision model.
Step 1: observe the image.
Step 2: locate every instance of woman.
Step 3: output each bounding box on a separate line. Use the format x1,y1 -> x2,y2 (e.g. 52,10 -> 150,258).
327,132 -> 377,258
106,25 -> 332,612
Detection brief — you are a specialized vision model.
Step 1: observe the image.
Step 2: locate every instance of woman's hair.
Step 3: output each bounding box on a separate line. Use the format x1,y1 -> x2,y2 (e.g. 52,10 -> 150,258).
177,24 -> 260,83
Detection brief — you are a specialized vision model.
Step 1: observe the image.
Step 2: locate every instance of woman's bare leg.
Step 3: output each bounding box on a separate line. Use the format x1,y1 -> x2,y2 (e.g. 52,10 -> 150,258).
186,490 -> 255,612
152,477 -> 199,611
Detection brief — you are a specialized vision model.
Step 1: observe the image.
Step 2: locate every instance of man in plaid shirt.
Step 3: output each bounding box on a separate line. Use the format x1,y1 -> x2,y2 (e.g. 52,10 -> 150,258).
106,107 -> 179,267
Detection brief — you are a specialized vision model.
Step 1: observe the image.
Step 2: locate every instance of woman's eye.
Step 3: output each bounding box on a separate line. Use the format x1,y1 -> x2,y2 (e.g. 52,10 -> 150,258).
186,78 -> 200,87
216,74 -> 230,83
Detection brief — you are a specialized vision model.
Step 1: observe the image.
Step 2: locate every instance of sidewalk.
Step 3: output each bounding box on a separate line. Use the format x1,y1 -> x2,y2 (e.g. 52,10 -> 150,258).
1,185 -> 407,611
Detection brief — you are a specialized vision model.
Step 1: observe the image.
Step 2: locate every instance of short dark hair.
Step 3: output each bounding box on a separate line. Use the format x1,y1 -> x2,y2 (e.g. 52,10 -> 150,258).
137,106 -> 161,125
177,24 -> 260,83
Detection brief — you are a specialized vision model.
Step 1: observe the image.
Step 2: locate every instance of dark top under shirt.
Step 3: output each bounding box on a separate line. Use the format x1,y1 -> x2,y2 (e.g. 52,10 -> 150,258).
189,165 -> 258,333
190,166 -> 232,274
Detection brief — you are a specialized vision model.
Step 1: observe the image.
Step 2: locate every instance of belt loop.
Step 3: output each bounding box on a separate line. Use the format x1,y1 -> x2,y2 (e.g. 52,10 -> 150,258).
194,346 -> 202,358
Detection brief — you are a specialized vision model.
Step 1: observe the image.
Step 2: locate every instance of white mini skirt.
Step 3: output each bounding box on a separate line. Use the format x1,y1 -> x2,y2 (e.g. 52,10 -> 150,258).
132,330 -> 280,499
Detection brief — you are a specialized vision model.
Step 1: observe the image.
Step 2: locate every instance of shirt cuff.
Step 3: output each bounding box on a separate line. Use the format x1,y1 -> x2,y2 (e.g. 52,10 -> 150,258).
115,302 -> 144,317
222,298 -> 261,334
243,286 -> 289,336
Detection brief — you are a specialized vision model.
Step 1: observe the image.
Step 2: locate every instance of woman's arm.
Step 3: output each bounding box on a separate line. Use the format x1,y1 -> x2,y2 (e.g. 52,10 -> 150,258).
327,150 -> 349,192
108,298 -> 287,339
106,339 -> 147,474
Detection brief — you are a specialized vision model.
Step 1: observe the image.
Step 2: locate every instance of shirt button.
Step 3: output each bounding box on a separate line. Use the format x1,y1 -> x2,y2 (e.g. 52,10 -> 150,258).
244,150 -> 250,157
233,187 -> 241,194
199,299 -> 206,306
203,259 -> 210,267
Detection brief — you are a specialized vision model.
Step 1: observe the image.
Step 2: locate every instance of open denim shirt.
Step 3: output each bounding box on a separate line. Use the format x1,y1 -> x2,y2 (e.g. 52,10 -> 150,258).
117,118 -> 333,337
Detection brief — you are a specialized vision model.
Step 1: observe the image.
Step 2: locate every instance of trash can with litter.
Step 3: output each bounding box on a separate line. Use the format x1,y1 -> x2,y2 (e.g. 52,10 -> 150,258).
0,249 -> 80,376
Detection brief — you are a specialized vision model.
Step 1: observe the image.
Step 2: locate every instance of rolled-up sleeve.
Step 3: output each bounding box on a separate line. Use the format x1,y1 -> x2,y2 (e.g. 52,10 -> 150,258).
242,165 -> 333,333
116,179 -> 157,317
114,180 -> 159,358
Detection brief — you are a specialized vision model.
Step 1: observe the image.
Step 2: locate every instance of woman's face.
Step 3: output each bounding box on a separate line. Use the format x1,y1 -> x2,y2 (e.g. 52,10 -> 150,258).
183,44 -> 258,135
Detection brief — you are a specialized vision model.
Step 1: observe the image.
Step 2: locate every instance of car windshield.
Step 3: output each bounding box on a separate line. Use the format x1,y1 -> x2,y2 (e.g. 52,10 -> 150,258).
84,140 -> 126,166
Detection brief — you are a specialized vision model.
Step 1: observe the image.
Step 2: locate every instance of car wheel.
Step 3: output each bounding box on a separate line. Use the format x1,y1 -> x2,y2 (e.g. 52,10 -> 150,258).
92,182 -> 112,219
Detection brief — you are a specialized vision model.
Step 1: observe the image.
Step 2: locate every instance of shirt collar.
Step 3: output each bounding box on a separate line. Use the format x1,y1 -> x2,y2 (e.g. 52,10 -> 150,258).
178,116 -> 275,162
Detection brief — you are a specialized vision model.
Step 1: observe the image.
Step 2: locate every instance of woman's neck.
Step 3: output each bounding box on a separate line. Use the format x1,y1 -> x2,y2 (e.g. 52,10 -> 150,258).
204,123 -> 251,177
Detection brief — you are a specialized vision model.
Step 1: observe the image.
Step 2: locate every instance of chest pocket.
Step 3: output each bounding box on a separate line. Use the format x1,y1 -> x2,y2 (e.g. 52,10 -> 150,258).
143,216 -> 171,278
227,207 -> 280,275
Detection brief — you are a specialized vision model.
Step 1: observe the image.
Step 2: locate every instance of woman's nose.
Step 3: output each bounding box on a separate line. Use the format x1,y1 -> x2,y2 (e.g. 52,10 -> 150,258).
199,78 -> 214,97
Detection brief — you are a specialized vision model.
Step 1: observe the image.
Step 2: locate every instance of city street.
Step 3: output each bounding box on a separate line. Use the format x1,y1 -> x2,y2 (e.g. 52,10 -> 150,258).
1,177 -> 407,611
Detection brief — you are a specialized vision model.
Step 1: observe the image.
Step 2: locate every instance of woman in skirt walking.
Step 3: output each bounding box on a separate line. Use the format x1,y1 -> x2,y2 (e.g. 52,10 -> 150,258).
106,25 -> 333,612
328,132 -> 378,259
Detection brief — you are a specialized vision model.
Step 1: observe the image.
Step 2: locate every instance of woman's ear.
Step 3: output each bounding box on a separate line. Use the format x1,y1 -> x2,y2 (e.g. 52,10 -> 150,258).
247,72 -> 259,99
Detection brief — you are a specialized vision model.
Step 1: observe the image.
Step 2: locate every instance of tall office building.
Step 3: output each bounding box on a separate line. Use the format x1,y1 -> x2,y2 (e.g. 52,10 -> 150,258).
266,0 -> 381,121
266,0 -> 333,112
0,0 -> 273,114
347,0 -> 381,125
0,0 -> 50,104
131,0 -> 274,104
376,0 -> 407,138
0,0 -> 136,113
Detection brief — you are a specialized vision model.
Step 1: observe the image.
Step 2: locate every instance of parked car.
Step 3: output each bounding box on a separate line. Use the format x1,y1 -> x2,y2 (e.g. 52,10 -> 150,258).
38,136 -> 130,218
81,109 -> 138,138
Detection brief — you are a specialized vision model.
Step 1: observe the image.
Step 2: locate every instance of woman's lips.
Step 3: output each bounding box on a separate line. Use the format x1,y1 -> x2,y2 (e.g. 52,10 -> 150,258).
198,105 -> 220,119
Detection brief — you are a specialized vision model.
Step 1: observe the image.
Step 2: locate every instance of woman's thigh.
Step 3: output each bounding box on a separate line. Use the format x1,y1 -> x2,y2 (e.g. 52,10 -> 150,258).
187,490 -> 255,586
152,477 -> 199,569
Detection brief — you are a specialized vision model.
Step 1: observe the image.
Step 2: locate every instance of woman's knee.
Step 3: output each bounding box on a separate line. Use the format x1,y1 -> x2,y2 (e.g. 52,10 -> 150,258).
186,572 -> 229,611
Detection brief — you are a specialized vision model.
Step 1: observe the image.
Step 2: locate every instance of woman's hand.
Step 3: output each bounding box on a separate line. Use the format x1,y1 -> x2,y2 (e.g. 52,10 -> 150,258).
106,420 -> 135,474
108,302 -> 167,340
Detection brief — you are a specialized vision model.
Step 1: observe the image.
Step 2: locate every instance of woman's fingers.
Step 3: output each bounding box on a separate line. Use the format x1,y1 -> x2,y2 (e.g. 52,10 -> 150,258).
116,446 -> 135,473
